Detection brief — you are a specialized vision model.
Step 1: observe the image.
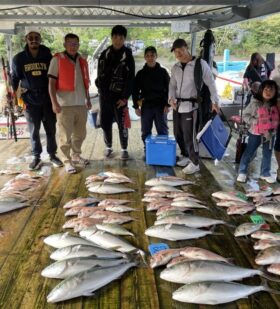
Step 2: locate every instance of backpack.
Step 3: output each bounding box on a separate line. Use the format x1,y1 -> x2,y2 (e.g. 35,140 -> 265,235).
194,57 -> 212,130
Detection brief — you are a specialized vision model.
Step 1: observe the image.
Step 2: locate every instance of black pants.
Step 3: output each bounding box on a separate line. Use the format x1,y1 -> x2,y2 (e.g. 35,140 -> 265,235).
177,110 -> 199,165
173,109 -> 187,157
141,105 -> 168,150
24,102 -> 57,158
99,94 -> 128,149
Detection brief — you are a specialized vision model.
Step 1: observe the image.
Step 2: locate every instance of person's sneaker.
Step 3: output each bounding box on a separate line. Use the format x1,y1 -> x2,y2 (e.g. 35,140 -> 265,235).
121,150 -> 129,160
29,157 -> 41,170
104,148 -> 113,158
50,155 -> 63,168
177,156 -> 190,167
237,173 -> 247,183
260,175 -> 276,184
182,162 -> 200,174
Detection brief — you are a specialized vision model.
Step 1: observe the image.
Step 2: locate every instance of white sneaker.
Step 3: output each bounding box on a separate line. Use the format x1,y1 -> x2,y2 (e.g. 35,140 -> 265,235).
237,173 -> 247,183
182,162 -> 200,174
177,156 -> 190,167
260,175 -> 276,184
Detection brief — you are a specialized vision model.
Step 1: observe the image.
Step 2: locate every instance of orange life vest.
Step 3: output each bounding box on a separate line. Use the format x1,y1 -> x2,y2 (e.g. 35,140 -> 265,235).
54,52 -> 90,91
252,105 -> 279,135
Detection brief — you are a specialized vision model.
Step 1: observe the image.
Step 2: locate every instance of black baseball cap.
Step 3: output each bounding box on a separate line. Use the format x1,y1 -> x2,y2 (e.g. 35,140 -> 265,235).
171,38 -> 188,52
144,46 -> 157,55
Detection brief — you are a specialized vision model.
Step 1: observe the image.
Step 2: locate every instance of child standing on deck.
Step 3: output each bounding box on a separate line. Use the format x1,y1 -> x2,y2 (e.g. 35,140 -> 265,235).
237,80 -> 279,184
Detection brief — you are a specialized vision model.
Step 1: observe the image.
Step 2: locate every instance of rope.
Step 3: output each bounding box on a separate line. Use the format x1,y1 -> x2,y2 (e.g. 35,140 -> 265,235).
216,75 -> 243,86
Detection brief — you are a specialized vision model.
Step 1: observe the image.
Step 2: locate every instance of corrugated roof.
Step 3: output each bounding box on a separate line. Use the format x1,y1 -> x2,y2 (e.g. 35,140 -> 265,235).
0,0 -> 279,33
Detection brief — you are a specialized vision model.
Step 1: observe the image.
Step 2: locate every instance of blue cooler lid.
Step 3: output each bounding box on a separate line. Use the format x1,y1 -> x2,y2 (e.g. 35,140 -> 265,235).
145,135 -> 176,144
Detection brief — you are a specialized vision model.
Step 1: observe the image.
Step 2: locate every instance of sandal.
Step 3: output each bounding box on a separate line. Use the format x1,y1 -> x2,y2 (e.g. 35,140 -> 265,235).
72,156 -> 90,166
65,163 -> 77,174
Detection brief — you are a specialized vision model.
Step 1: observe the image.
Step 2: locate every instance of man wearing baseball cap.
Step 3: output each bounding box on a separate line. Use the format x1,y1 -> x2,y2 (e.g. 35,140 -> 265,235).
169,38 -> 219,174
11,27 -> 62,170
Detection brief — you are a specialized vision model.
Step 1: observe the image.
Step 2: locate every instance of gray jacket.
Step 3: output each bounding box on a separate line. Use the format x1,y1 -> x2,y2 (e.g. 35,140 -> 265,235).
169,57 -> 219,113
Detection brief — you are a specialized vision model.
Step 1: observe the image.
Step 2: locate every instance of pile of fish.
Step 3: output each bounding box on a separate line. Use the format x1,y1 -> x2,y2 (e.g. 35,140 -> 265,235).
151,245 -> 280,305
42,171 -> 146,303
63,197 -> 137,232
42,232 -> 137,303
0,171 -> 48,214
212,187 -> 280,218
252,230 -> 280,276
213,188 -> 280,279
85,171 -> 135,194
144,176 -> 225,241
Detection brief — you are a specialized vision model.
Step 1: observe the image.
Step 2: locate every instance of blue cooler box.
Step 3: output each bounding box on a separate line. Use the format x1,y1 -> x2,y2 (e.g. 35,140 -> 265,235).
145,135 -> 176,166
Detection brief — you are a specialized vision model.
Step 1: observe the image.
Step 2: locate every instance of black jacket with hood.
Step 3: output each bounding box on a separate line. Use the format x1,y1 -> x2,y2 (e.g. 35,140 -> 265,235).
132,62 -> 170,109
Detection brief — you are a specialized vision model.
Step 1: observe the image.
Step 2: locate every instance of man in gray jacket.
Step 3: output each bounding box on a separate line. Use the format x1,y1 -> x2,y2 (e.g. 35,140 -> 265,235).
169,38 -> 219,174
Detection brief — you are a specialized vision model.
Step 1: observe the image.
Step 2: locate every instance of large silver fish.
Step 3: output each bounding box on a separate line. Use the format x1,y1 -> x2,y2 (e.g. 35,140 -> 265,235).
44,232 -> 95,248
47,262 -> 136,303
145,224 -> 215,241
88,183 -> 134,194
41,257 -> 129,279
50,244 -> 126,261
160,260 -> 273,284
172,282 -> 280,305
80,230 -> 143,255
154,214 -> 226,228
145,176 -> 192,187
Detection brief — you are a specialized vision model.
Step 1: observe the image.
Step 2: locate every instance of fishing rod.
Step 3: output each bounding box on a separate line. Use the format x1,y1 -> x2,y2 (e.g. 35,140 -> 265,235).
1,56 -> 17,142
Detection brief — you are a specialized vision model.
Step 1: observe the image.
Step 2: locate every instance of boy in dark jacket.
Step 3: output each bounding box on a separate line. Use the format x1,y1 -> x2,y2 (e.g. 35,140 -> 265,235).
96,25 -> 135,160
132,46 -> 170,159
11,27 -> 62,170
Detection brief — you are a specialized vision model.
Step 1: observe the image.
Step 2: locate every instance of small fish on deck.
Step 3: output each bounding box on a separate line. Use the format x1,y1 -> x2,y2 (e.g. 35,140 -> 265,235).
234,223 -> 269,237
145,176 -> 193,187
255,246 -> 280,265
88,183 -> 135,194
63,197 -> 100,209
251,230 -> 280,241
212,191 -> 248,203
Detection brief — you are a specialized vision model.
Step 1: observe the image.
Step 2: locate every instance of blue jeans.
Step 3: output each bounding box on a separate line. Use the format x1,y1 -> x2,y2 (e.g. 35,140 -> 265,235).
239,132 -> 275,177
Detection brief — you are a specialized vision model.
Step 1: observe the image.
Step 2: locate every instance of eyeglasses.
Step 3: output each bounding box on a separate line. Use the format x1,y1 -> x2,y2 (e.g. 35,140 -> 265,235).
27,36 -> 40,41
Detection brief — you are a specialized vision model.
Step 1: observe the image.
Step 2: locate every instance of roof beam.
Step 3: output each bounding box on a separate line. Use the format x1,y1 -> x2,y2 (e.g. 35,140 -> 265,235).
0,0 -> 249,6
0,14 -> 212,21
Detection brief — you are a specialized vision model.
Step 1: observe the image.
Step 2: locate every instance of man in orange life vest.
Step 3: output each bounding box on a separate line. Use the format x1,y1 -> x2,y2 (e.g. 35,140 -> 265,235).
11,27 -> 63,170
48,33 -> 91,174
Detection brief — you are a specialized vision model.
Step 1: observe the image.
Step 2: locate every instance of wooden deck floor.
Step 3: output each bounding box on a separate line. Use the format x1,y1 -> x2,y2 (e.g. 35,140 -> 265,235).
0,120 -> 280,309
